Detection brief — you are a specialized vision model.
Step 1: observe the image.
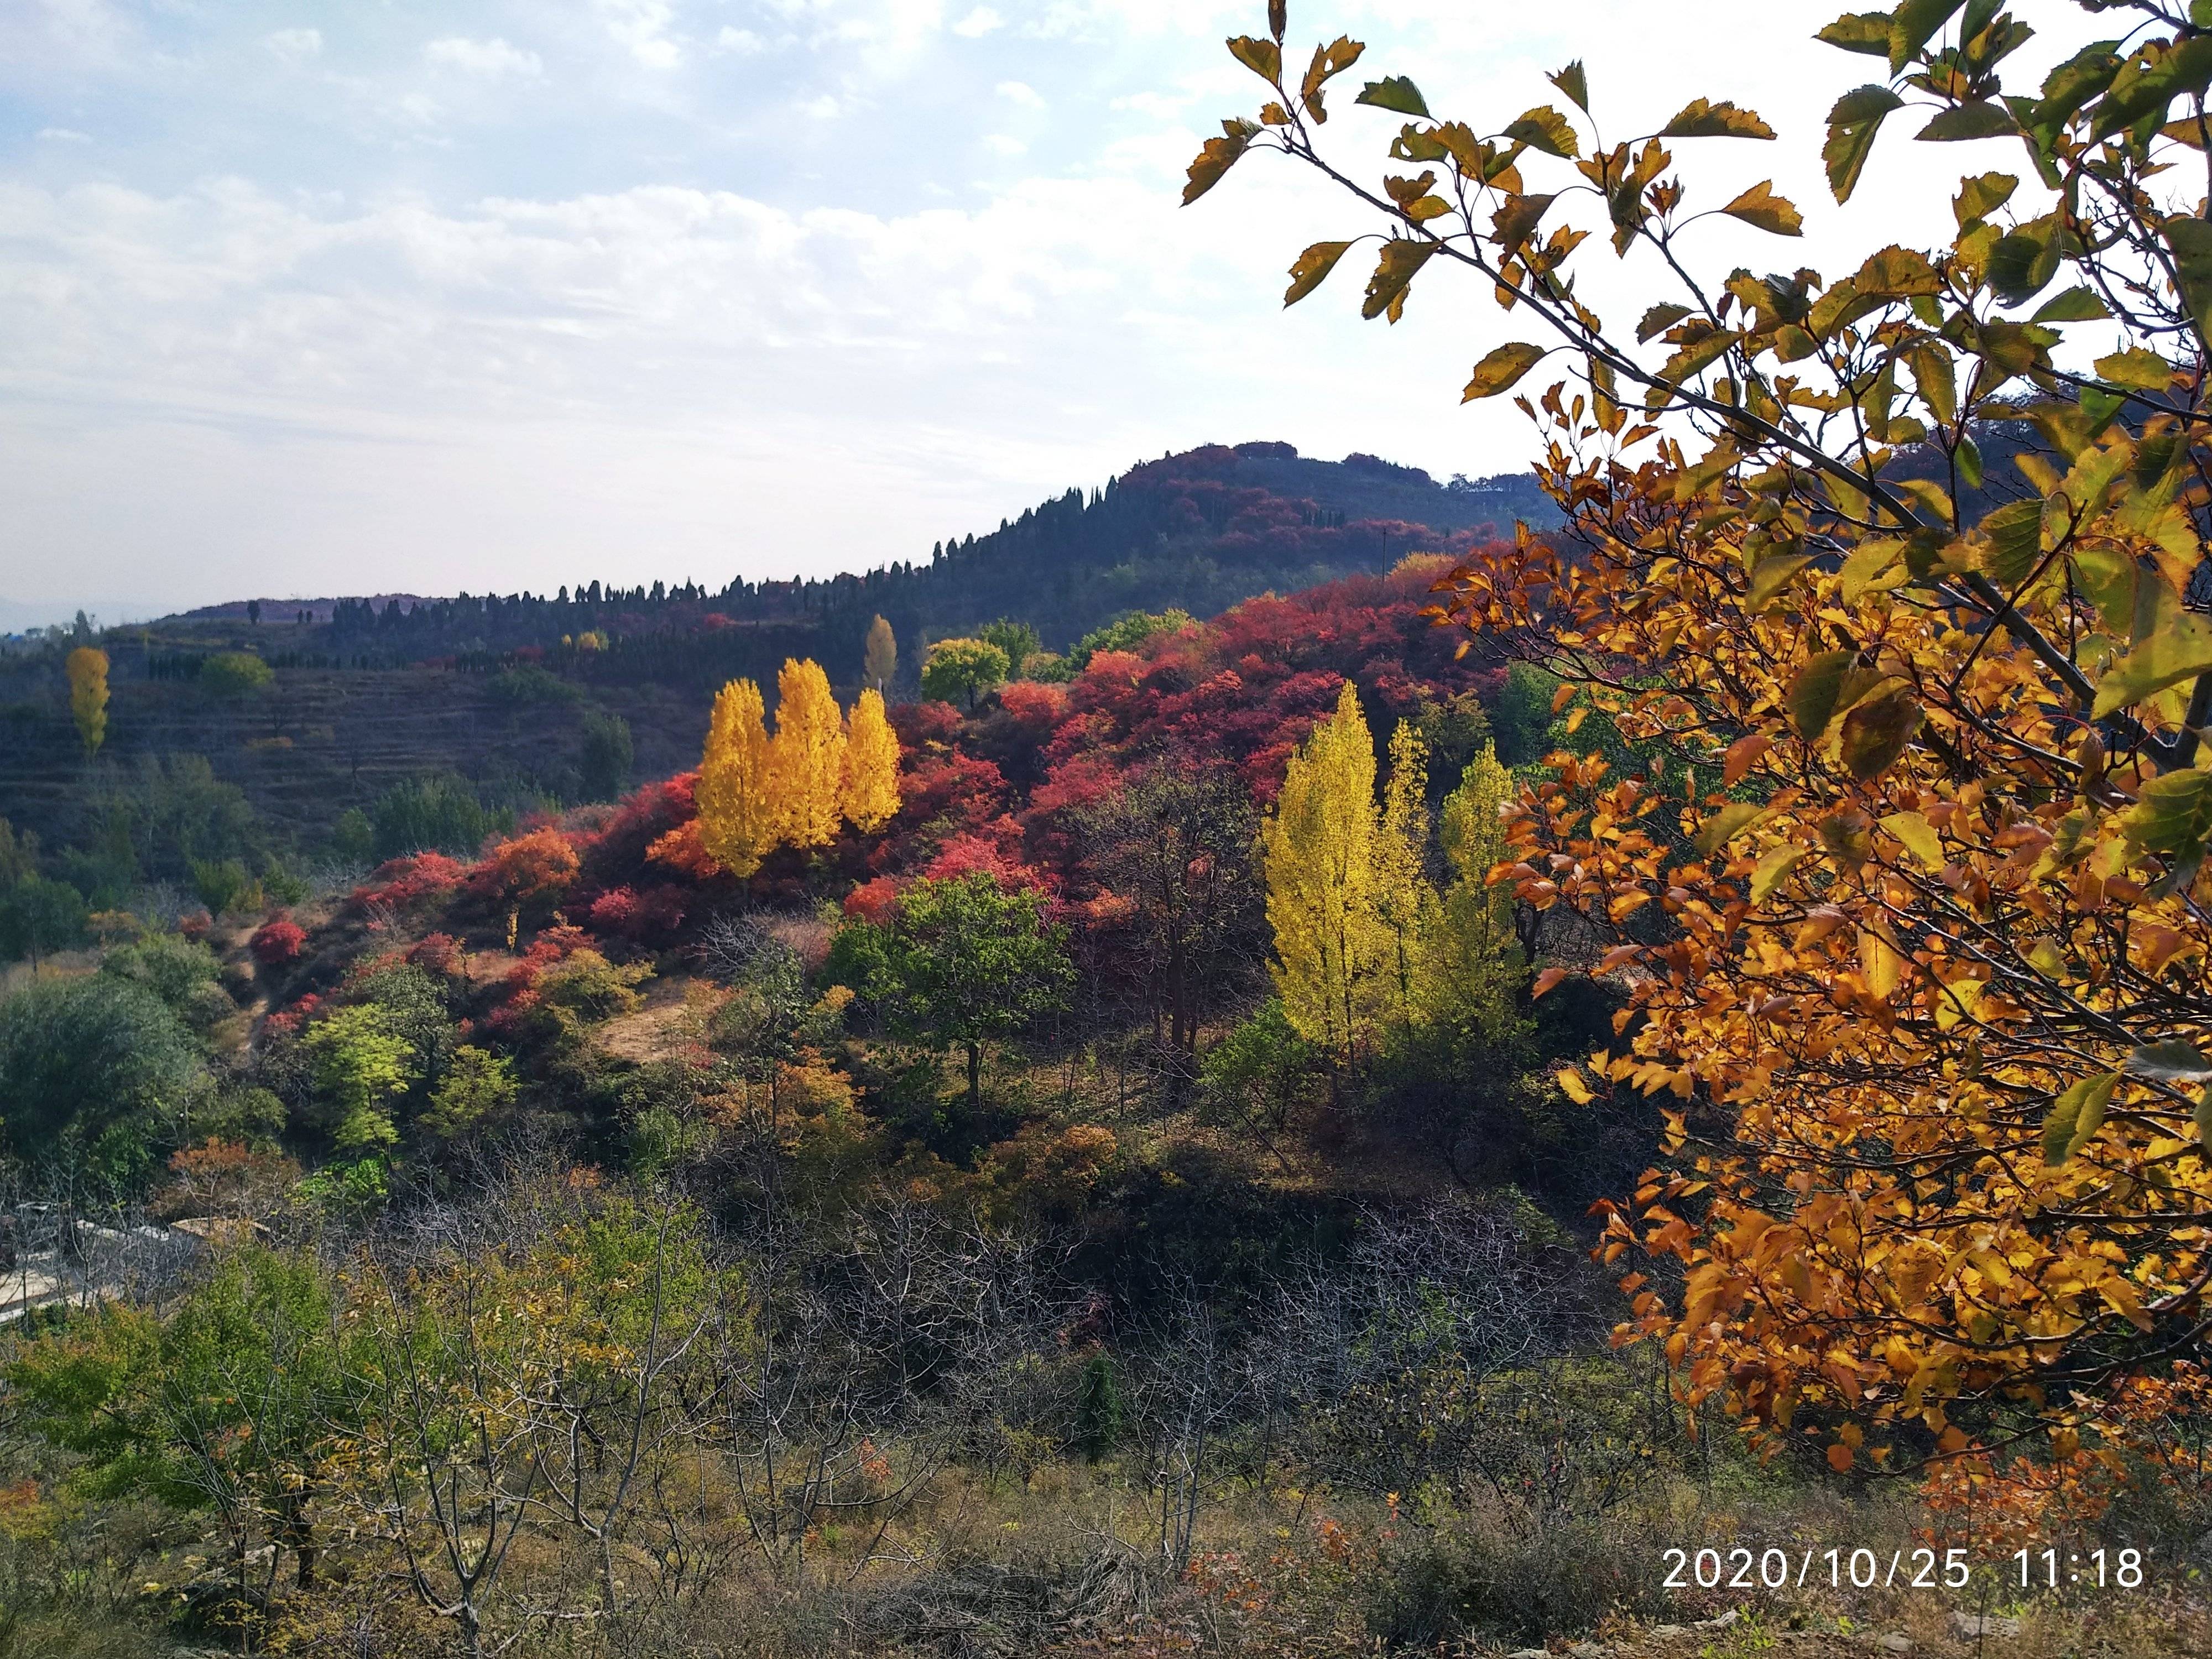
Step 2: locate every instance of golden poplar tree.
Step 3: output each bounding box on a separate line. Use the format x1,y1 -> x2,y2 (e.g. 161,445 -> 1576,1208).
770,658 -> 847,849
66,646 -> 108,758
1262,680 -> 1384,1067
1371,718 -> 1437,1028
694,678 -> 778,878
840,687 -> 901,832
862,615 -> 897,694
1420,742 -> 1522,1039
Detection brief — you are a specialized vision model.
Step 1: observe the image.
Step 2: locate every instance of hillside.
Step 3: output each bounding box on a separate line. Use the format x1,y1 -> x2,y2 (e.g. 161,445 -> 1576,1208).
0,443 -> 1554,866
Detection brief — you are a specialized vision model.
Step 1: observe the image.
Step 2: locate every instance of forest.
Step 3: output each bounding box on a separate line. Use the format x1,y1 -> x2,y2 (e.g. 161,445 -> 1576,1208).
12,0 -> 2212,1655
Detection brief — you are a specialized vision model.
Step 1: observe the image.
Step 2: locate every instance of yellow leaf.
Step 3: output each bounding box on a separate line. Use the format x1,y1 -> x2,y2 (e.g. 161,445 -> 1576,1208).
1881,810 -> 1943,869
1750,844 -> 1806,903
1556,1068 -> 1595,1104
1721,180 -> 1803,236
1462,341 -> 1548,400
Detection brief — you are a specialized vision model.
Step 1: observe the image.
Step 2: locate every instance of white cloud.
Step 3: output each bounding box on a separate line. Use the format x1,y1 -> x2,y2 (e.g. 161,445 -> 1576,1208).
36,127 -> 91,143
951,6 -> 1003,37
425,36 -> 545,79
263,27 -> 322,63
801,93 -> 841,118
596,0 -> 681,69
982,133 -> 1025,155
995,79 -> 1044,109
714,26 -> 767,54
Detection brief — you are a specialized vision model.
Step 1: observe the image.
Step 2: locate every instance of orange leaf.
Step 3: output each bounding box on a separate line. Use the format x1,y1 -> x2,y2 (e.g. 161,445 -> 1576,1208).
1533,966 -> 1568,998
1723,733 -> 1770,788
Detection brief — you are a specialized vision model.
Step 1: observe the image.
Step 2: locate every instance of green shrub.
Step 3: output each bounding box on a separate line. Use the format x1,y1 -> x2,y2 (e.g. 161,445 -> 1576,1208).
199,651 -> 273,697
486,664 -> 581,705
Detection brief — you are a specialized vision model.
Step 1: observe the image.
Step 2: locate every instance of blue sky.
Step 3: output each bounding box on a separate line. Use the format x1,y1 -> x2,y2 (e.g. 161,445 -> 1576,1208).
0,1 -> 2099,622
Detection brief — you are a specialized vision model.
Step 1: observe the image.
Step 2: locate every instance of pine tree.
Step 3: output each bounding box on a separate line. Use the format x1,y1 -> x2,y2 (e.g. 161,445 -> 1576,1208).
1261,679 -> 1384,1068
862,615 -> 897,693
1421,741 -> 1523,1038
770,658 -> 846,849
841,688 -> 901,832
695,678 -> 778,878
66,647 -> 108,758
1373,718 -> 1439,1028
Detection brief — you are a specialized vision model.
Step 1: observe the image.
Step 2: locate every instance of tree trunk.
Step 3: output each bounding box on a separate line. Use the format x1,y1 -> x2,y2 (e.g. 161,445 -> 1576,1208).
965,1040 -> 982,1115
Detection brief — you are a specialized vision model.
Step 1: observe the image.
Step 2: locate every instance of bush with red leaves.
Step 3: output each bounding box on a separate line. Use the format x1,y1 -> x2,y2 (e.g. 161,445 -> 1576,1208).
250,916 -> 306,966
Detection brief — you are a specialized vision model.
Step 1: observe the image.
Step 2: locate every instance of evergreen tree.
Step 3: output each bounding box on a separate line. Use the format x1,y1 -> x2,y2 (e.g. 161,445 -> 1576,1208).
695,679 -> 779,878
841,688 -> 902,833
1261,680 -> 1385,1068
769,659 -> 846,849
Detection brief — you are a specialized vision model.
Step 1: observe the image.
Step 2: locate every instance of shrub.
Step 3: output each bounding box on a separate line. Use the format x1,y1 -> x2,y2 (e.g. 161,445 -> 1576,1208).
251,916 -> 306,966
199,651 -> 274,696
485,664 -> 581,705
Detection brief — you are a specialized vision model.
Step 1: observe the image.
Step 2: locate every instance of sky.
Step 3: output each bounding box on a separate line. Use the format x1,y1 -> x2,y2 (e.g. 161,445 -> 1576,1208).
0,0 -> 2109,624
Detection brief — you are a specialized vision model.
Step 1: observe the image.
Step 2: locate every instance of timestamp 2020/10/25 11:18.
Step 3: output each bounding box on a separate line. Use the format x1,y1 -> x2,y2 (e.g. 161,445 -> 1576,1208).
1662,1545 -> 2150,1592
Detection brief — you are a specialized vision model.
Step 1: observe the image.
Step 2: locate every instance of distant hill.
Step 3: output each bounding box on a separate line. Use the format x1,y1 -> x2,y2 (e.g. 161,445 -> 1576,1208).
0,442 -> 1550,865
187,442 -> 1555,686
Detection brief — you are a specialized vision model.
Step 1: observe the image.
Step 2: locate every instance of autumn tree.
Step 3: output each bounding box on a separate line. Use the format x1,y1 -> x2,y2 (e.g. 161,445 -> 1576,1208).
863,613 -> 898,693
1194,0 -> 2212,1468
695,677 -> 778,878
842,686 -> 903,832
770,657 -> 847,849
1420,741 -> 1524,1039
66,646 -> 108,757
1262,680 -> 1386,1067
307,1006 -> 414,1156
1373,718 -> 1438,1027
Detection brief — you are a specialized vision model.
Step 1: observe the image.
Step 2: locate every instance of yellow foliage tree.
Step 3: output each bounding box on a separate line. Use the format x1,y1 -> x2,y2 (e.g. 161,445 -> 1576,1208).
770,658 -> 847,849
841,687 -> 902,832
1262,680 -> 1386,1067
1372,718 -> 1437,1027
862,615 -> 897,695
1420,742 -> 1522,1039
66,646 -> 108,758
694,678 -> 778,879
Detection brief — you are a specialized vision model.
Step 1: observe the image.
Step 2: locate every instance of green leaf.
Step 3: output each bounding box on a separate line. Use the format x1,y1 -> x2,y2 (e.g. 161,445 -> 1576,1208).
2091,36 -> 2212,142
1787,649 -> 1882,740
1360,238 -> 1438,320
1548,61 -> 1589,112
1721,180 -> 1803,236
2124,766 -> 2212,857
1825,85 -> 1905,202
1182,129 -> 1251,205
2042,1071 -> 2122,1166
1750,844 -> 1808,902
2037,40 -> 2124,128
1916,100 -> 2016,140
2093,613 -> 2212,718
1890,0 -> 1967,74
1979,498 -> 2046,586
1906,346 -> 1957,425
1284,241 -> 1355,306
1462,341 -> 1548,400
1636,302 -> 1693,343
1504,105 -> 1579,158
1953,171 -> 2018,228
1856,244 -> 1945,298
1881,810 -> 1944,869
1747,552 -> 1816,609
2031,285 -> 2110,323
1661,97 -> 1776,139
2129,1040 -> 2212,1084
1815,12 -> 1892,56
1987,221 -> 2059,306
2096,347 -> 2176,390
2163,216 -> 2212,338
1227,35 -> 1282,84
1356,76 -> 1430,118
1695,801 -> 1771,856
1957,434 -> 1983,491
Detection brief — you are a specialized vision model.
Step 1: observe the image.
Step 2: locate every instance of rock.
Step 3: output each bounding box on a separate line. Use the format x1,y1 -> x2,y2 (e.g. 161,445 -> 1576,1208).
1650,1626 -> 1688,1640
1880,1636 -> 1913,1654
1950,1612 -> 2022,1640
1506,1650 -> 1548,1658
1569,1645 -> 1607,1658
1697,1609 -> 1742,1631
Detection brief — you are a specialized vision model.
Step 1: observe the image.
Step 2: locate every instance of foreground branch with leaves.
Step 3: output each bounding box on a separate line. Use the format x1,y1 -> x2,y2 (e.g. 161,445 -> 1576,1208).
1192,0 -> 2212,1477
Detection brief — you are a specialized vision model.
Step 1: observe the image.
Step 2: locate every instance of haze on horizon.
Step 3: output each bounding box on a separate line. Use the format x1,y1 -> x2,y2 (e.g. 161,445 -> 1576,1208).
0,0 -> 2091,624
